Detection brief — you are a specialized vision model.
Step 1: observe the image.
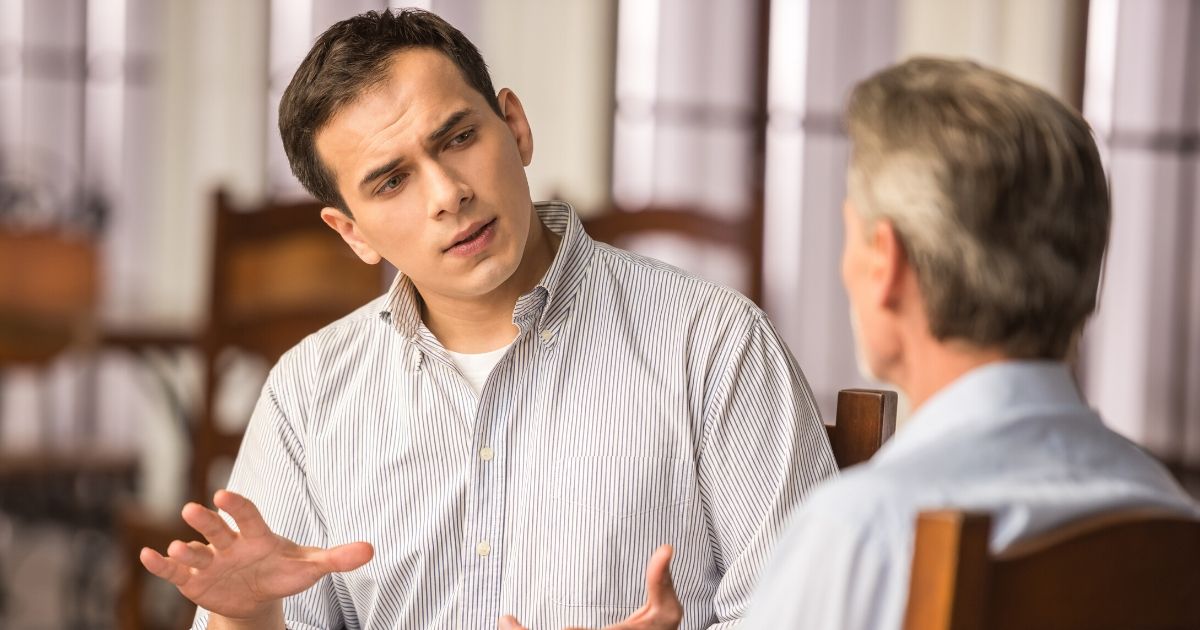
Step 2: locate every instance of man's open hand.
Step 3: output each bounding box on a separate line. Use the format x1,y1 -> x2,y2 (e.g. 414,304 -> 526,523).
140,489 -> 374,621
499,544 -> 682,630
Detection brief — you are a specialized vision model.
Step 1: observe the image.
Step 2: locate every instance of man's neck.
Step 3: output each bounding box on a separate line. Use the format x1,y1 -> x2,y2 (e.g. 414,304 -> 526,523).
419,216 -> 560,354
887,333 -> 1010,413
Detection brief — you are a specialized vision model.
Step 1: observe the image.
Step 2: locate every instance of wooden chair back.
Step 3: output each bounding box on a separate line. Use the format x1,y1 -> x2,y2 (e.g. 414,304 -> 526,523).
119,190 -> 383,630
0,228 -> 98,365
904,508 -> 1200,630
825,388 -> 898,469
189,189 -> 384,502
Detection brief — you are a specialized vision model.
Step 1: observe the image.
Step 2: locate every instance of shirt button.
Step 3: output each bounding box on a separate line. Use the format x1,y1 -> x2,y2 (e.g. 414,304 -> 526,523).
479,446 -> 494,461
540,329 -> 554,343
476,540 -> 491,557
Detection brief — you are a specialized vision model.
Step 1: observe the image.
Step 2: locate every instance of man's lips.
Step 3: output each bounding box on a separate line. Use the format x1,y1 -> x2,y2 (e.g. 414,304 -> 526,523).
444,218 -> 497,254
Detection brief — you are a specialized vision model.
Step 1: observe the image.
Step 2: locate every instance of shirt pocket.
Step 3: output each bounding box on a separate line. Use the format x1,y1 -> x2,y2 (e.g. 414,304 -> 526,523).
548,455 -> 694,608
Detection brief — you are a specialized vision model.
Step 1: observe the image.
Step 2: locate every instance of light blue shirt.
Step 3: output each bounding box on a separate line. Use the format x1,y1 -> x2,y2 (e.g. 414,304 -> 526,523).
743,360 -> 1199,630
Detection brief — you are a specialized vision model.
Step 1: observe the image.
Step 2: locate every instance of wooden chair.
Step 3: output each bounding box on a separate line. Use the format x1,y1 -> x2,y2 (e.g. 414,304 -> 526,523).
0,227 -> 142,626
904,508 -> 1200,630
826,388 -> 898,469
0,228 -> 98,363
116,189 -> 385,630
0,228 -> 99,431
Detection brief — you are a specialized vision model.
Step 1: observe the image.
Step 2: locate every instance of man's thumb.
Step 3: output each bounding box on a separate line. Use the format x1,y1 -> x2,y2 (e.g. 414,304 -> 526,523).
645,544 -> 677,605
317,541 -> 374,573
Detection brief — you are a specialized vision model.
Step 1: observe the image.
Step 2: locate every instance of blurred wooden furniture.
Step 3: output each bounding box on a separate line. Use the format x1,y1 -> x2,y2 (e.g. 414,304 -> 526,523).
0,228 -> 99,440
825,388 -> 897,469
0,227 -> 119,495
904,509 -> 1200,630
116,190 -> 385,630
0,228 -> 98,364
583,205 -> 764,303
189,190 -> 384,504
0,227 -> 137,626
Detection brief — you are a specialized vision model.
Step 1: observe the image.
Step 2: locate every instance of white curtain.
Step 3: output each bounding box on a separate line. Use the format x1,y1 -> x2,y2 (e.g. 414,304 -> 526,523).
763,0 -> 899,421
1080,0 -> 1200,467
611,0 -> 761,294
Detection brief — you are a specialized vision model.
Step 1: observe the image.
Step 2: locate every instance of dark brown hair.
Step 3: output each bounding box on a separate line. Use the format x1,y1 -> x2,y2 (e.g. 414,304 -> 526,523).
846,58 -> 1111,360
279,8 -> 501,216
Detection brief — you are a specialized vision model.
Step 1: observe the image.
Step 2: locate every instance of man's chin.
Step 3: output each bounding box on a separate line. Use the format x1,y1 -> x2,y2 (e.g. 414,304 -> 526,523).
454,259 -> 522,297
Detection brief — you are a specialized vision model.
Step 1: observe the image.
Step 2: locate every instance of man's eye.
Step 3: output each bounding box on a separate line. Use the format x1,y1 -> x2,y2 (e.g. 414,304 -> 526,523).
449,129 -> 474,146
380,174 -> 404,192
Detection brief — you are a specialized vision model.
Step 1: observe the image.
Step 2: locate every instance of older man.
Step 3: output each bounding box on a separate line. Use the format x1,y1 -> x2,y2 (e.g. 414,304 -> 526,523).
740,57 -> 1199,629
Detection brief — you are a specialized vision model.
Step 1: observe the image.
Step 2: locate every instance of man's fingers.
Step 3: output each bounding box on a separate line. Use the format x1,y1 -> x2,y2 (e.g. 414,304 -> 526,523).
181,502 -> 238,550
644,544 -> 680,609
213,489 -> 272,539
140,547 -> 193,587
497,615 -> 529,630
312,541 -> 375,574
167,539 -> 215,570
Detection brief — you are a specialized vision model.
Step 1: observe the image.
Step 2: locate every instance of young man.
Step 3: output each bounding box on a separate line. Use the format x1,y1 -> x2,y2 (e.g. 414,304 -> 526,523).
139,9 -> 837,630
738,58 -> 1200,629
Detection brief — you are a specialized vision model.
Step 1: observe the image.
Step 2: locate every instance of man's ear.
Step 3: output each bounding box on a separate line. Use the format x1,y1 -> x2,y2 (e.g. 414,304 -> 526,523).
320,207 -> 382,265
869,219 -> 910,311
496,88 -> 533,166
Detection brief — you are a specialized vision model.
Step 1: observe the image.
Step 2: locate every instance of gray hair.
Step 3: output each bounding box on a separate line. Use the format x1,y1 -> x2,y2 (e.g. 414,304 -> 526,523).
845,57 -> 1111,360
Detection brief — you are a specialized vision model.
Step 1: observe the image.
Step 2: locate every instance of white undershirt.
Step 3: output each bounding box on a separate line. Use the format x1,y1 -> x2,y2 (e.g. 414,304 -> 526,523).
445,341 -> 514,395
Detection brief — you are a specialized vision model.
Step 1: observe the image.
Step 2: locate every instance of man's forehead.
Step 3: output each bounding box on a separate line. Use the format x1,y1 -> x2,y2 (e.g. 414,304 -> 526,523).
383,47 -> 478,101
346,49 -> 476,126
315,50 -> 483,181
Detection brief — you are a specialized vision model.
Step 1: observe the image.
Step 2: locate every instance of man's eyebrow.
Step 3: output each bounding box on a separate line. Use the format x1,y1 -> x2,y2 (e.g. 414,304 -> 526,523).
357,109 -> 475,191
358,157 -> 403,191
427,108 -> 473,144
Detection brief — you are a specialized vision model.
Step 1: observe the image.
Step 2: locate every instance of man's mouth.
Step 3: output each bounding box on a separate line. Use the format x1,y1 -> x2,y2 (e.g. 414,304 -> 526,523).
444,218 -> 497,255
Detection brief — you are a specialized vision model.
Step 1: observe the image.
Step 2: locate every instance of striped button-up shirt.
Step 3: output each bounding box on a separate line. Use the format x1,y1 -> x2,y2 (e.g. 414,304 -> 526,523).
193,202 -> 838,630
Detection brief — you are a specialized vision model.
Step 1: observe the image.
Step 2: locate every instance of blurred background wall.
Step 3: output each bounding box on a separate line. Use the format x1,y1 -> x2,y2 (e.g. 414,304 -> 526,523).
0,0 -> 1196,627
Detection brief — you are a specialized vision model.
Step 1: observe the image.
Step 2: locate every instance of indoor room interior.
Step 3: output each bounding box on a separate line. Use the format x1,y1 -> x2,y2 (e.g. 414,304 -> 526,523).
0,0 -> 1197,628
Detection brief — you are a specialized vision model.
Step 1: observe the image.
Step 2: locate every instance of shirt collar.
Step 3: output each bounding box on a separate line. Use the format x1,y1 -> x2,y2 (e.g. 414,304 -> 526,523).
526,200 -> 593,339
379,200 -> 594,344
873,360 -> 1087,465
